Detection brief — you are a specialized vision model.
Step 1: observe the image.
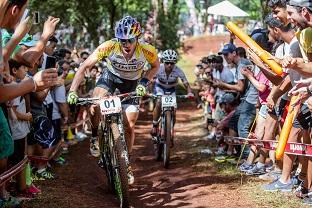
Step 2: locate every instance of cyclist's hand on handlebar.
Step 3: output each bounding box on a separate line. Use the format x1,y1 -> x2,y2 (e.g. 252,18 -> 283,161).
136,84 -> 147,96
67,91 -> 79,104
187,92 -> 195,99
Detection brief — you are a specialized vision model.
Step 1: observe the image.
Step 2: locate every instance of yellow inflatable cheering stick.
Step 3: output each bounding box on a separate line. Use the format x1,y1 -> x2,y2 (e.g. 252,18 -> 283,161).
275,95 -> 301,160
225,21 -> 283,76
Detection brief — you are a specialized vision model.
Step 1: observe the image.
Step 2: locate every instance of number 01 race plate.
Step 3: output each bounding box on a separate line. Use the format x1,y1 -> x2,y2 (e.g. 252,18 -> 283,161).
162,95 -> 177,108
100,97 -> 122,115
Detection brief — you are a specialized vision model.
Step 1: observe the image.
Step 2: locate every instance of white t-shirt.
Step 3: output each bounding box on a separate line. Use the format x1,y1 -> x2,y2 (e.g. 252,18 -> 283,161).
51,85 -> 66,120
9,96 -> 30,140
213,67 -> 234,98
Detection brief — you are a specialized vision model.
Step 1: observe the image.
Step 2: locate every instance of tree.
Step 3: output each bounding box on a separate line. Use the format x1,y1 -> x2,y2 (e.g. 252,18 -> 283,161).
156,0 -> 181,51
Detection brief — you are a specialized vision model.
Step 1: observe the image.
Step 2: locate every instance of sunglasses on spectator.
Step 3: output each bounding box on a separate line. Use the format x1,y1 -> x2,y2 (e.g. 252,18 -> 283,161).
119,38 -> 136,45
164,62 -> 176,65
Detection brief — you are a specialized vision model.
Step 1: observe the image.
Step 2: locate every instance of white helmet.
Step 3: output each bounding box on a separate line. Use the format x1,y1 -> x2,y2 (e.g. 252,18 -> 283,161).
162,49 -> 178,63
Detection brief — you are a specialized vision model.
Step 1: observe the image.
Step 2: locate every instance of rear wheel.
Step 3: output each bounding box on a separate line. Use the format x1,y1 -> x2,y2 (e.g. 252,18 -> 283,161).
111,122 -> 129,208
163,110 -> 172,169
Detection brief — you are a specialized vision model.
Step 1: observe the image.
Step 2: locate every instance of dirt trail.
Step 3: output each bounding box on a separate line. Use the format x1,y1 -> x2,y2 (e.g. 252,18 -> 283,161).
26,104 -> 255,208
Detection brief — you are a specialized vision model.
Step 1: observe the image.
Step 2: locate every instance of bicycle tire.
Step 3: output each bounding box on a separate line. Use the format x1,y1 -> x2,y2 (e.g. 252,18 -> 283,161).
99,123 -> 115,192
163,110 -> 172,169
154,141 -> 163,161
111,122 -> 130,208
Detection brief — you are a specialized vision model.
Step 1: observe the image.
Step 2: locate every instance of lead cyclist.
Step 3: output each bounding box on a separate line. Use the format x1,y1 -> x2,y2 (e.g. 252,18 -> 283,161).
67,16 -> 160,185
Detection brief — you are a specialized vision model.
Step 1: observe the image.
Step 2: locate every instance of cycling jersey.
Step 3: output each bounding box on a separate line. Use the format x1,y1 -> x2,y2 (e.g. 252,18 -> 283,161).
155,64 -> 188,89
97,39 -> 158,80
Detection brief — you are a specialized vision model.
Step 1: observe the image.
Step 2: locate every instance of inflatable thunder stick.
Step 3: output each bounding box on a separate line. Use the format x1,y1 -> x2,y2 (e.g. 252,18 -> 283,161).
226,21 -> 283,76
275,96 -> 300,160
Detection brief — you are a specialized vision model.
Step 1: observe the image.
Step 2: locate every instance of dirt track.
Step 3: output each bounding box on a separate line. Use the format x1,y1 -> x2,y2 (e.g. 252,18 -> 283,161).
25,104 -> 256,208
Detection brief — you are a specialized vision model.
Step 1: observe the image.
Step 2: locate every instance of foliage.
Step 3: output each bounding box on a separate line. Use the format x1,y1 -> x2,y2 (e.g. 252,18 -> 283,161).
156,0 -> 182,51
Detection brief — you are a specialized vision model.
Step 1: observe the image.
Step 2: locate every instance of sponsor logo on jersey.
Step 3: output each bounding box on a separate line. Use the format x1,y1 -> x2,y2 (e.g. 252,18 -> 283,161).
111,60 -> 144,72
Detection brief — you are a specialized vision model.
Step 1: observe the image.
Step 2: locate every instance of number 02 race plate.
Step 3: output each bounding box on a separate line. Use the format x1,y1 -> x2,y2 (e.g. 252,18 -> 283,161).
162,95 -> 177,108
100,96 -> 122,115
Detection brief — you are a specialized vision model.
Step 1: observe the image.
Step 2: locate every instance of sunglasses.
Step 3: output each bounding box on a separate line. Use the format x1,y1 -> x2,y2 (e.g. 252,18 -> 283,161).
119,38 -> 136,45
164,62 -> 175,65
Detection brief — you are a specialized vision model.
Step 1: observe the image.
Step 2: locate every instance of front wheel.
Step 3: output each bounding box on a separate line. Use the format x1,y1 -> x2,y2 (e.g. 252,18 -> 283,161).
163,110 -> 172,169
111,122 -> 130,208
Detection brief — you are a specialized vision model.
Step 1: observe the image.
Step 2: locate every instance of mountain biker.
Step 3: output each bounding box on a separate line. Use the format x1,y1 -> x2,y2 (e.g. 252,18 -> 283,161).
67,16 -> 160,185
150,49 -> 193,137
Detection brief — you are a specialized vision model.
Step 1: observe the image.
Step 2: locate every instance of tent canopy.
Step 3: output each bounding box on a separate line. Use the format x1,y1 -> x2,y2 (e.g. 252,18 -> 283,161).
207,0 -> 249,17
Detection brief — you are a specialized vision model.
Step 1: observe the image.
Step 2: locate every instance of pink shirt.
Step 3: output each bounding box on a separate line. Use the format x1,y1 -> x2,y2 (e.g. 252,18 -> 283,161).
256,71 -> 271,104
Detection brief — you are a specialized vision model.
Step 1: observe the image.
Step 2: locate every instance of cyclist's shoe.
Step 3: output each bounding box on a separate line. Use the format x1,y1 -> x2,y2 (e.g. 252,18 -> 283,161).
76,132 -> 88,142
246,163 -> 266,176
35,169 -> 57,180
262,179 -> 294,192
127,166 -> 135,185
90,137 -> 100,157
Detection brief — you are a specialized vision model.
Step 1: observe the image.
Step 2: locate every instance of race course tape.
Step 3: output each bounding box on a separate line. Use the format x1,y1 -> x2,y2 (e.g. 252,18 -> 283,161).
224,136 -> 312,157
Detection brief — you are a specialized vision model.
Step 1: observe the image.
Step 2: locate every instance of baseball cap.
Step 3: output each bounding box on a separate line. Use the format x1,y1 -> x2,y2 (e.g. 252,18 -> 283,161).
218,43 -> 237,55
289,0 -> 312,10
220,93 -> 235,104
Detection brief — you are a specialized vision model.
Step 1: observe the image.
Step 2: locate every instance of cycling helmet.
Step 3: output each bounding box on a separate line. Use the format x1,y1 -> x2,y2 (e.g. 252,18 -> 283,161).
162,49 -> 178,62
115,16 -> 142,39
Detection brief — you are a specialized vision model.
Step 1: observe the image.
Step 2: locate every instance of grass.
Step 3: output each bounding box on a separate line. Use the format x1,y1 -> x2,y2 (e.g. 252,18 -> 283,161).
177,55 -> 196,84
242,181 -> 310,208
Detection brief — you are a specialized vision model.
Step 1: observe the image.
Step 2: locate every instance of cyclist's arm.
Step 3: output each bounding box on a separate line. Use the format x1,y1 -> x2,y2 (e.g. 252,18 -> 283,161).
143,58 -> 160,81
179,70 -> 192,94
69,51 -> 98,92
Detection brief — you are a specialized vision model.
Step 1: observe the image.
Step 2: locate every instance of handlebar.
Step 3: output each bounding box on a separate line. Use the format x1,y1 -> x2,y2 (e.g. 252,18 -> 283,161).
77,91 -> 138,105
145,94 -> 192,99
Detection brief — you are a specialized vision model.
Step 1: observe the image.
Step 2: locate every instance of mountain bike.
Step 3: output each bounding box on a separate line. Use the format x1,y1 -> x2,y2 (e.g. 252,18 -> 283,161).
150,93 -> 190,168
77,92 -> 138,208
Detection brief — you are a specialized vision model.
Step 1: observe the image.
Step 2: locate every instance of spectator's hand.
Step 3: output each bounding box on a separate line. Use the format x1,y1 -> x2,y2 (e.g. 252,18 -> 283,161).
281,56 -> 303,69
247,48 -> 265,68
67,91 -> 79,105
33,68 -> 58,91
241,67 -> 253,78
267,95 -> 277,112
42,16 -> 60,39
25,112 -> 32,121
13,16 -> 32,39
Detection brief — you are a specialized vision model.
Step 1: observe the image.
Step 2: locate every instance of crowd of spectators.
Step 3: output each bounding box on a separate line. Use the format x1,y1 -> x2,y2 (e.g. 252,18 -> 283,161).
195,0 -> 312,205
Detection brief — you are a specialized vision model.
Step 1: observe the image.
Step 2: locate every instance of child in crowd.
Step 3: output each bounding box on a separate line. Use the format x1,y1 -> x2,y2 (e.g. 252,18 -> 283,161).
8,59 -> 34,199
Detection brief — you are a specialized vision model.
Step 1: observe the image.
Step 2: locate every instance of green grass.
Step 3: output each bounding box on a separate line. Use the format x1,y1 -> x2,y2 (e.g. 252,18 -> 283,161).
242,181 -> 310,208
177,55 -> 196,84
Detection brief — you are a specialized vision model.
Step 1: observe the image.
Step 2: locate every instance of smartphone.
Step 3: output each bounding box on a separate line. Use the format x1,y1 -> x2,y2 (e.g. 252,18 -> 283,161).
21,9 -> 29,22
45,56 -> 56,69
33,11 -> 40,25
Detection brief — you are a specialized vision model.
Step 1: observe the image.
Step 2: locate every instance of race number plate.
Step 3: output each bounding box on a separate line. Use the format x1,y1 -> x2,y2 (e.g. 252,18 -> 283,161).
162,95 -> 177,108
100,97 -> 122,115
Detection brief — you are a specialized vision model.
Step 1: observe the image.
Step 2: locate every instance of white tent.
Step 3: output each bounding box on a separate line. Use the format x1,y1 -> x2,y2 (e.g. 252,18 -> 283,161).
207,0 -> 249,17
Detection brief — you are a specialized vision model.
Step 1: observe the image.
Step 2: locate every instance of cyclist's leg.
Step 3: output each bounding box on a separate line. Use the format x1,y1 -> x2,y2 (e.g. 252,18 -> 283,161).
90,70 -> 115,157
152,85 -> 164,129
123,109 -> 139,154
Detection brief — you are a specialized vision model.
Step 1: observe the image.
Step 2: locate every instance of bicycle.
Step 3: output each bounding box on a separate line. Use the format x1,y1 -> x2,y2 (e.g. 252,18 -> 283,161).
149,93 -> 190,168
77,92 -> 138,208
